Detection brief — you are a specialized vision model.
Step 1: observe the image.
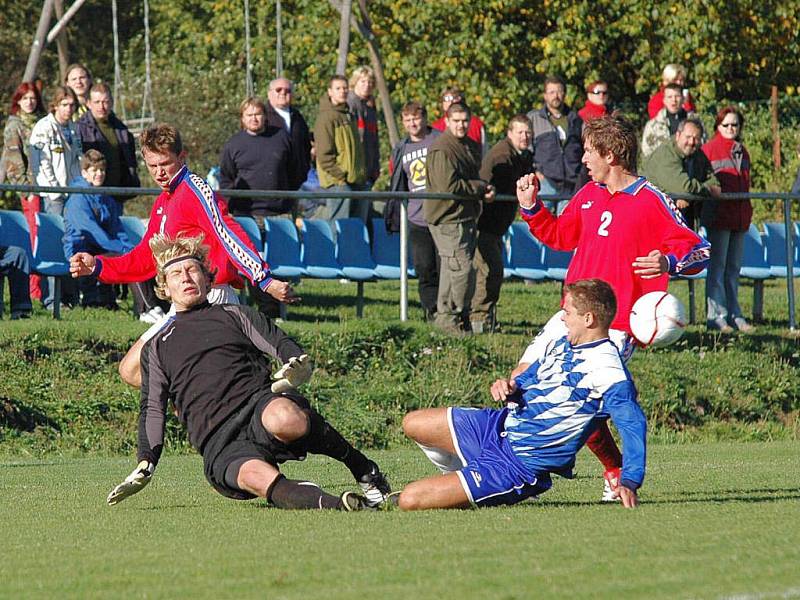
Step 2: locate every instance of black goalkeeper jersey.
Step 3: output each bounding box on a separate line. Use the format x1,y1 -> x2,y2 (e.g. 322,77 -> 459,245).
137,302 -> 303,465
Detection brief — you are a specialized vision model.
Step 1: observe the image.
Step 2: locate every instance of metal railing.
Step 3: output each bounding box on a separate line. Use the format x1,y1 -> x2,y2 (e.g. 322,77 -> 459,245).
3,182 -> 799,329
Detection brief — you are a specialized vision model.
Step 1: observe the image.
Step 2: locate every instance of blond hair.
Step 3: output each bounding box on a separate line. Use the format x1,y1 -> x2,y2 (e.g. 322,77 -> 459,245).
349,65 -> 375,89
149,233 -> 215,300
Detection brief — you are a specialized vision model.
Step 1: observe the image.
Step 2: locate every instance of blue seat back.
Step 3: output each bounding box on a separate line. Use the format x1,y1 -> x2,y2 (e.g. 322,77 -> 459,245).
301,219 -> 342,274
763,222 -> 800,274
371,218 -> 401,267
335,219 -> 376,269
34,213 -> 70,274
0,210 -> 33,260
742,224 -> 769,268
508,222 -> 545,272
264,218 -> 305,276
233,216 -> 264,256
119,216 -> 147,245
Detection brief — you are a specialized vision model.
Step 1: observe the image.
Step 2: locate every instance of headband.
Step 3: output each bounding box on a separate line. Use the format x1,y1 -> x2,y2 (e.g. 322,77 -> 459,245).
162,255 -> 202,270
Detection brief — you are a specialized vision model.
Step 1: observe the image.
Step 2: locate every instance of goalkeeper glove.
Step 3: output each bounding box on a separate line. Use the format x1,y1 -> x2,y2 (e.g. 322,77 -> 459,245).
271,354 -> 313,393
107,460 -> 155,506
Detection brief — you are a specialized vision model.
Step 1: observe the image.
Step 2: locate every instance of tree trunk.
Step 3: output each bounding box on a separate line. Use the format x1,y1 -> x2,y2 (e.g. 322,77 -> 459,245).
54,0 -> 69,81
23,0 -> 56,82
335,0 -> 352,76
328,0 -> 399,148
771,85 -> 781,173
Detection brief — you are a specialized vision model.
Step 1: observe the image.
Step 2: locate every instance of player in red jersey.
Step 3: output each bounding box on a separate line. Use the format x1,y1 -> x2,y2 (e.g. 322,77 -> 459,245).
70,123 -> 297,387
501,114 -> 709,501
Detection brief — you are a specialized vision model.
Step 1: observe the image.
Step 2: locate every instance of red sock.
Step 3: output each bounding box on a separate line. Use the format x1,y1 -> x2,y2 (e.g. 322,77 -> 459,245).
586,420 -> 622,471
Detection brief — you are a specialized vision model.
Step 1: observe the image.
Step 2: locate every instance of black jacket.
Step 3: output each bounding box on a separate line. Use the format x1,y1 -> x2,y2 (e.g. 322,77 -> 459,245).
478,138 -> 534,235
265,104 -> 312,190
76,111 -> 140,192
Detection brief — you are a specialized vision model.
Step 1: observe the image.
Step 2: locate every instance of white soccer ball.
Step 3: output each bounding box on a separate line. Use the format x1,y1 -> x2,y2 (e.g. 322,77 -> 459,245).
629,291 -> 687,347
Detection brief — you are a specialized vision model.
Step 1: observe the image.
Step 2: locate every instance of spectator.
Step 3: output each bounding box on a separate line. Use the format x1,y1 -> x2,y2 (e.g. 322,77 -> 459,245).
431,87 -> 488,156
64,63 -> 92,121
30,85 -> 82,311
76,82 -> 140,209
471,114 -> 534,333
0,82 -> 45,302
527,75 -> 583,215
425,102 -> 494,334
701,107 -> 755,333
387,101 -> 441,322
348,66 -> 381,221
0,243 -> 33,320
29,85 -> 83,216
313,75 -> 366,231
265,77 -> 312,192
641,117 -> 720,228
578,79 -> 611,122
219,96 -> 293,318
63,149 -> 133,309
647,64 -> 696,120
641,83 -> 694,160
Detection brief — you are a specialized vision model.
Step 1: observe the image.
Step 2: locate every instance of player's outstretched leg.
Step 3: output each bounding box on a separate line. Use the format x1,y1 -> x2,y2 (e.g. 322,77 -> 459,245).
261,395 -> 391,506
403,408 -> 463,472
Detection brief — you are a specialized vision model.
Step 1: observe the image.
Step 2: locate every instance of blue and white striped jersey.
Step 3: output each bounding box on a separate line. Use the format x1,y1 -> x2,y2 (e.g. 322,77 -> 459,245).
504,335 -> 647,488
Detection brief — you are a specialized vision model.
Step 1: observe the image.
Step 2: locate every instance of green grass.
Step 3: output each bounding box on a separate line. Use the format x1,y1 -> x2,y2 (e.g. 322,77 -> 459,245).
1,442 -> 799,599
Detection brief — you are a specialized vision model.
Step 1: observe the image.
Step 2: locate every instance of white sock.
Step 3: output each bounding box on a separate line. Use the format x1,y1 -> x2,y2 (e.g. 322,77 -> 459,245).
416,443 -> 463,472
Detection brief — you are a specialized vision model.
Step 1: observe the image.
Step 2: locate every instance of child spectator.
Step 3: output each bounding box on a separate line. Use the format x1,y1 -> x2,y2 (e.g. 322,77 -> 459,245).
63,149 -> 133,308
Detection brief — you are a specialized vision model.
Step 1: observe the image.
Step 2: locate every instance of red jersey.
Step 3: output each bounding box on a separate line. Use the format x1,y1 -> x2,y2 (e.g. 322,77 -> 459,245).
95,166 -> 272,290
521,176 -> 710,333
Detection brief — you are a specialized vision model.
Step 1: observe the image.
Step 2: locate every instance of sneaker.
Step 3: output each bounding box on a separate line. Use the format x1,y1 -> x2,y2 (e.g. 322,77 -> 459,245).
602,468 -> 621,502
358,461 -> 392,507
470,320 -> 485,334
10,311 -> 31,320
733,317 -> 755,333
707,317 -> 734,334
139,306 -> 166,324
339,490 -> 372,512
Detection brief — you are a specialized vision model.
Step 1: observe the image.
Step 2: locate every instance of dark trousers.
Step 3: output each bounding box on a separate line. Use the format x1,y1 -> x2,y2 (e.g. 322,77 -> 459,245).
409,223 -> 440,320
0,245 -> 33,316
130,278 -> 170,315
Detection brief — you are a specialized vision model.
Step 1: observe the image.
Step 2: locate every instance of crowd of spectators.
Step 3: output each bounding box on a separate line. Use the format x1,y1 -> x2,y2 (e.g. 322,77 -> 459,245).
0,61 -> 779,333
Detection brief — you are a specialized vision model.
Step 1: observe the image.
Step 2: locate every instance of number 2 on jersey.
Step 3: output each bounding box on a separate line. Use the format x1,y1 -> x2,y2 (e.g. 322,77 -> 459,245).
597,211 -> 612,237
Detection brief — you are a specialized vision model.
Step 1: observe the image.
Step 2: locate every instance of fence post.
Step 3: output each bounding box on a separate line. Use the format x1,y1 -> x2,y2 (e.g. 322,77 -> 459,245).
783,196 -> 796,330
399,199 -> 409,322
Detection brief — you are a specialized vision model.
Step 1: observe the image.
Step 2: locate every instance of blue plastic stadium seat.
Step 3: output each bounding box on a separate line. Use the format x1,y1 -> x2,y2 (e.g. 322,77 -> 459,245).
233,216 -> 264,257
264,218 -> 306,278
739,224 -> 772,280
300,220 -> 343,278
542,244 -> 573,281
370,218 -> 413,279
508,222 -> 547,281
119,215 -> 147,245
763,222 -> 800,277
502,231 -> 513,279
335,219 -> 377,281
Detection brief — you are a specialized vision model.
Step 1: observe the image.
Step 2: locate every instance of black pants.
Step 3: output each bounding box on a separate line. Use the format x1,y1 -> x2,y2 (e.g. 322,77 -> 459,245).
410,222 -> 440,320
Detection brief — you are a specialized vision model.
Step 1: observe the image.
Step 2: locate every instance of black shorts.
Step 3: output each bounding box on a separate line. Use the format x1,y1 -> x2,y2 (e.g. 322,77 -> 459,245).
202,390 -> 310,500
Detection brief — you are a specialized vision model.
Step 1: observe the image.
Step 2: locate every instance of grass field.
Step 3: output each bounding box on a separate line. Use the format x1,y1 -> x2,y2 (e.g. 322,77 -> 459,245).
1,443 -> 799,599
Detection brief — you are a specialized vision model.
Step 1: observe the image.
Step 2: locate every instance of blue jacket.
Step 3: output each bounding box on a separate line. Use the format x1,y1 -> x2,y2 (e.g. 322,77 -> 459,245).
526,105 -> 584,192
63,176 -> 134,258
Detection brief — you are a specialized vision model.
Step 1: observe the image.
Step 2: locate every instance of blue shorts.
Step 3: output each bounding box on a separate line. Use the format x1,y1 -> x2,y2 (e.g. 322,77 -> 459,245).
448,407 -> 552,507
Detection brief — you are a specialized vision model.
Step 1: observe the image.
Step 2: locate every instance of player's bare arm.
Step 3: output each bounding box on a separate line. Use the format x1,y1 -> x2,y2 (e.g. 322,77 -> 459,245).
632,249 -> 669,279
266,279 -> 300,303
70,252 -> 96,277
516,173 -> 540,209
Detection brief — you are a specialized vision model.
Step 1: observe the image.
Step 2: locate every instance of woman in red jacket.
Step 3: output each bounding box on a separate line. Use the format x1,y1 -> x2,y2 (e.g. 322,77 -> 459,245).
701,106 -> 754,333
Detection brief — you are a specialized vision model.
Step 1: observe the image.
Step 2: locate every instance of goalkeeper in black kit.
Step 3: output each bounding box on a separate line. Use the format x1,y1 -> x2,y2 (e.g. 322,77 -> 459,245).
107,233 -> 391,511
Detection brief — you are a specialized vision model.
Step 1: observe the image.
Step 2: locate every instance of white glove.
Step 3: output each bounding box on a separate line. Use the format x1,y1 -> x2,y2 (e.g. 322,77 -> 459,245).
271,354 -> 313,393
107,460 -> 155,506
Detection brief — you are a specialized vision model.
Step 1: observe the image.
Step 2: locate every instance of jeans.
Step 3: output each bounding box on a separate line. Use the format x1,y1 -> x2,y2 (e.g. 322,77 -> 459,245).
705,228 -> 745,321
0,245 -> 33,316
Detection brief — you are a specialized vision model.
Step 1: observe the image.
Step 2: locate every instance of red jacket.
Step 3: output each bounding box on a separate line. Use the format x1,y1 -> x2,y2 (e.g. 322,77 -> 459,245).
521,177 -> 709,334
647,88 -> 696,119
700,134 -> 752,231
95,166 -> 272,290
577,100 -> 608,122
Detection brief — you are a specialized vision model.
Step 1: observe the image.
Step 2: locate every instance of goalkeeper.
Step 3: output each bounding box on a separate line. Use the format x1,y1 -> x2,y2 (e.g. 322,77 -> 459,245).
107,233 -> 390,511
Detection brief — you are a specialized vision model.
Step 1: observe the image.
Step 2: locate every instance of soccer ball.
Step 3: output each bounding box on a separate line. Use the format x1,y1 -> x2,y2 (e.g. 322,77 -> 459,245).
629,291 -> 687,347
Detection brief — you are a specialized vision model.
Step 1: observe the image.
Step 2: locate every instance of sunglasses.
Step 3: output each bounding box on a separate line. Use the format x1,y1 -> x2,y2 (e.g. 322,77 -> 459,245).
591,89 -> 608,95
272,87 -> 292,93
442,95 -> 461,103
720,122 -> 739,128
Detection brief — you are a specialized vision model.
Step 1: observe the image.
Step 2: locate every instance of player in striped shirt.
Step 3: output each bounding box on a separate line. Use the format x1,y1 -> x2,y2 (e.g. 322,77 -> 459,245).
398,279 -> 646,510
